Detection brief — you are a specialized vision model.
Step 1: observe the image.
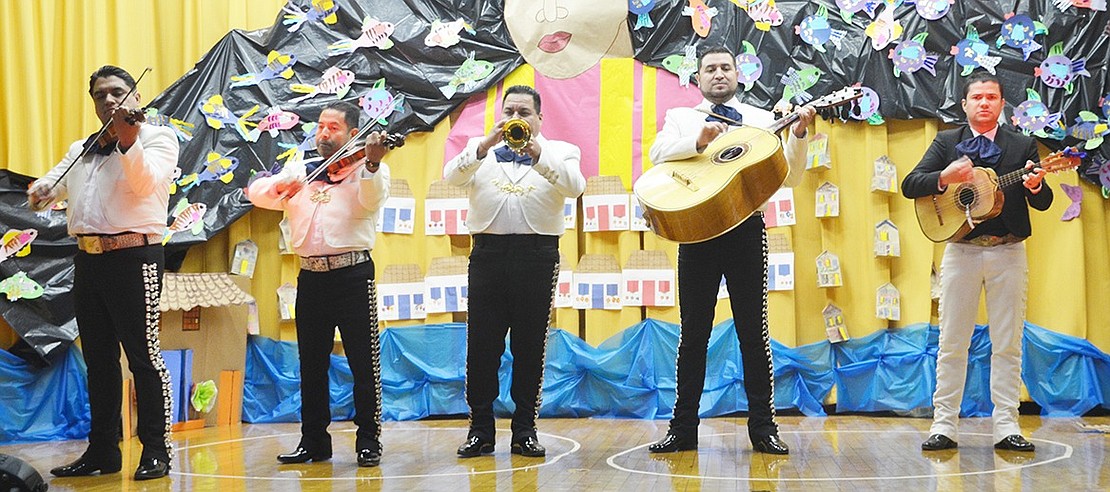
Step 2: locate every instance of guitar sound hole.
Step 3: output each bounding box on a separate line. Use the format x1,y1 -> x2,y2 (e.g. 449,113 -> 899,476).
957,187 -> 976,208
712,144 -> 748,164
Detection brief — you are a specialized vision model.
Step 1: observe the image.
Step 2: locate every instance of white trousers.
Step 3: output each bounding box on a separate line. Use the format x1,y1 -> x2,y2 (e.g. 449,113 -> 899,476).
930,242 -> 1027,443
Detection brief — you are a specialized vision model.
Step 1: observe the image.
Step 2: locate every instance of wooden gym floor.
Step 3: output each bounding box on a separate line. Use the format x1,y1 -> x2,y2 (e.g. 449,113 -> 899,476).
2,415 -> 1109,491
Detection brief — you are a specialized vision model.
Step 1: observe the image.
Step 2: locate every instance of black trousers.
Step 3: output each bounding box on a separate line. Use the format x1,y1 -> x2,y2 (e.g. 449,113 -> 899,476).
670,214 -> 777,441
73,244 -> 172,462
465,234 -> 559,442
294,259 -> 382,453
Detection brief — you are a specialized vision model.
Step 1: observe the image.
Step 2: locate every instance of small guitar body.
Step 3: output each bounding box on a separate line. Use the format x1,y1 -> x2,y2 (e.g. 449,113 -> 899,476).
913,167 -> 1004,242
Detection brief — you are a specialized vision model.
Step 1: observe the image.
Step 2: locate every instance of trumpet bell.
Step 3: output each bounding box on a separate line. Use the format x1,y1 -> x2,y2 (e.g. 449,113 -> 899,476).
502,118 -> 531,153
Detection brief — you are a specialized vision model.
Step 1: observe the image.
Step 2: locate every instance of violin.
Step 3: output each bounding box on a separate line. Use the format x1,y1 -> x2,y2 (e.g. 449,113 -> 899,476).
322,132 -> 406,181
94,107 -> 147,148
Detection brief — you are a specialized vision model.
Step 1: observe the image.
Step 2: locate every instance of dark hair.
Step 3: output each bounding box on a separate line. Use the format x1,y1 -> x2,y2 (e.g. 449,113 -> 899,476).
962,71 -> 1003,98
88,65 -> 136,94
503,85 -> 541,113
323,100 -> 361,130
698,45 -> 735,70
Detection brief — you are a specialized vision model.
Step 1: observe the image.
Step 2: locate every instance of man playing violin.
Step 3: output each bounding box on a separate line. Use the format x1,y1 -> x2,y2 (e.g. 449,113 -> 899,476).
643,46 -> 813,456
246,100 -> 392,467
445,85 -> 586,459
28,65 -> 178,480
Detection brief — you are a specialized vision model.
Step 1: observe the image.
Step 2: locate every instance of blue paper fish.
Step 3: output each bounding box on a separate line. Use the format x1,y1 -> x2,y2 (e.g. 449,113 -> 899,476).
171,152 -> 239,195
662,46 -> 698,87
996,13 -> 1047,61
950,24 -> 1001,76
282,0 -> 338,33
328,16 -> 395,56
835,0 -> 879,22
735,41 -> 763,92
889,32 -> 938,78
796,6 -> 847,54
906,0 -> 952,20
1068,111 -> 1109,150
0,272 -> 43,301
780,67 -> 823,106
359,79 -> 405,125
230,50 -> 297,88
440,54 -> 496,99
1010,89 -> 1063,139
196,95 -> 260,141
1035,42 -> 1090,94
849,85 -> 884,125
143,108 -> 194,142
629,0 -> 656,30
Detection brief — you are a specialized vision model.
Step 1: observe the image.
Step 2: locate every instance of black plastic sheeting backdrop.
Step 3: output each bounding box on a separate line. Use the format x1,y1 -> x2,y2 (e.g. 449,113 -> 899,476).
2,0 -> 1110,364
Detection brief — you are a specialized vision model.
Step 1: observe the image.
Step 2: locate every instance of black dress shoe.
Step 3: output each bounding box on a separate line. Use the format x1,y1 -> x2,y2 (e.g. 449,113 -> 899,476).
357,448 -> 382,467
457,436 -> 495,458
922,434 -> 958,450
994,434 -> 1035,452
277,447 -> 332,464
648,433 -> 697,453
752,434 -> 790,455
510,436 -> 546,457
133,457 -> 171,481
50,455 -> 122,477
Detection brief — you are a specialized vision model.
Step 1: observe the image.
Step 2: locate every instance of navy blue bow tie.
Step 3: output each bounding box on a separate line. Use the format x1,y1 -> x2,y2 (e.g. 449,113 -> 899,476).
494,146 -> 533,165
706,104 -> 743,126
955,134 -> 1001,165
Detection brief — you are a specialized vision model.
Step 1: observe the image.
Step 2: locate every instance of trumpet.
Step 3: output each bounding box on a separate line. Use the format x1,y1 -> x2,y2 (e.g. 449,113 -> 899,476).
502,118 -> 531,154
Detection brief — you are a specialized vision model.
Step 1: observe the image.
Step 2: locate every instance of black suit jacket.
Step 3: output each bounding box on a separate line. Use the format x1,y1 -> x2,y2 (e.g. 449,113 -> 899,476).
901,125 -> 1053,239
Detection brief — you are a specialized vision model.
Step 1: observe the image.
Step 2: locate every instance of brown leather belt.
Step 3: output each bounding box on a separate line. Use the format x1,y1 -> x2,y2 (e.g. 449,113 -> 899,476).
76,232 -> 161,254
299,250 -> 371,272
956,234 -> 1024,247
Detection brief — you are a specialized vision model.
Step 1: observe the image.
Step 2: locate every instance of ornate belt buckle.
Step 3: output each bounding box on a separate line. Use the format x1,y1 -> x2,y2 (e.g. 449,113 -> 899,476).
80,236 -> 104,254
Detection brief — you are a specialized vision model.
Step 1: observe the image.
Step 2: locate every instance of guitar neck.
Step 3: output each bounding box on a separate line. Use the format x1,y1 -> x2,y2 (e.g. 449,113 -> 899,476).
995,166 -> 1032,190
769,112 -> 800,135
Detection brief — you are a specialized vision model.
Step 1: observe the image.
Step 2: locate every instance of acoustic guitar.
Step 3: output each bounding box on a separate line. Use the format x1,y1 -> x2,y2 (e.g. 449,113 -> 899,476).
913,147 -> 1084,242
633,87 -> 862,243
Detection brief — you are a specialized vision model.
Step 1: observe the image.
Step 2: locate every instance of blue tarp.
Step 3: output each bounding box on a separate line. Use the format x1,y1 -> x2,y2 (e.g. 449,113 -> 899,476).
5,320 -> 1110,441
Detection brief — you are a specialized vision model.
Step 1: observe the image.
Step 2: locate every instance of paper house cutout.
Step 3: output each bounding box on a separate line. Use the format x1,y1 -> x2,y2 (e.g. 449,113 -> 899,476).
816,250 -> 843,287
767,232 -> 794,291
230,239 -> 258,277
554,254 -> 574,308
815,181 -> 840,218
870,155 -> 898,194
564,197 -> 577,230
874,219 -> 901,257
573,254 -> 622,310
764,188 -> 797,228
622,250 -> 675,307
378,264 -> 426,321
425,180 -> 469,236
876,282 -> 901,321
376,179 -> 416,234
806,132 -> 831,170
823,303 -> 849,343
630,198 -> 651,232
277,282 -> 297,320
582,176 -> 630,232
424,256 -> 469,313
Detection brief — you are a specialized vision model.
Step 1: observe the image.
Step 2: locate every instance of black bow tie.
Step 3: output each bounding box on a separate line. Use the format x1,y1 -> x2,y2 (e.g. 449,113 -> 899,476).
706,104 -> 743,126
955,134 -> 1001,165
494,146 -> 533,165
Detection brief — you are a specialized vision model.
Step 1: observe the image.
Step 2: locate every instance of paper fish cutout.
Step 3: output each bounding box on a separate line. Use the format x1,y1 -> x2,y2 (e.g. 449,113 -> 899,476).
629,0 -> 656,30
882,0 -> 905,7
230,50 -> 297,88
796,6 -> 846,53
0,272 -> 43,301
282,0 -> 338,33
739,0 -> 785,31
1035,42 -> 1090,94
440,53 -> 495,99
277,122 -> 318,165
163,199 -> 208,245
248,107 -> 300,142
735,41 -> 763,92
1068,111 -> 1110,150
889,32 -> 938,78
196,95 -> 260,141
425,18 -> 475,47
248,161 -> 285,188
835,0 -> 879,22
865,7 -> 903,50
328,16 -> 395,56
1052,0 -> 1108,12
780,67 -> 823,105
143,108 -> 194,142
996,13 -> 1047,61
1011,89 -> 1063,138
662,46 -> 699,87
1097,158 -> 1110,190
289,66 -> 355,103
849,85 -> 884,125
1100,94 -> 1110,120
1060,183 -> 1083,221
951,24 -> 1001,76
358,79 -> 405,124
172,152 -> 239,195
682,0 -> 718,37
0,229 -> 37,263
907,0 -> 953,20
